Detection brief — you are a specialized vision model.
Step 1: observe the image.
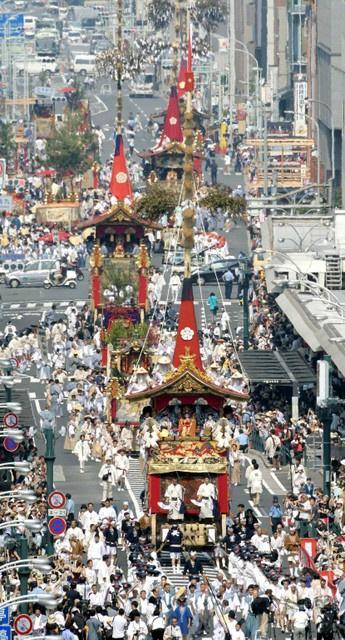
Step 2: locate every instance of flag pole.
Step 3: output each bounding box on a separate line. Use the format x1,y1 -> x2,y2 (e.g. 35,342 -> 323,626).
182,3 -> 195,280
116,0 -> 123,133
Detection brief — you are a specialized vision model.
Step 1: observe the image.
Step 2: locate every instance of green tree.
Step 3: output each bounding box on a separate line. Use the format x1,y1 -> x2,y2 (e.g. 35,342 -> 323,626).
136,183 -> 178,221
200,185 -> 246,218
0,123 -> 16,164
45,113 -> 97,181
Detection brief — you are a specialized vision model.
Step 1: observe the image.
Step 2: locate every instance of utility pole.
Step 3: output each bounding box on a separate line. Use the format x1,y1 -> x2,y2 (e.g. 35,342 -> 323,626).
4,366 -> 12,403
241,258 -> 251,350
18,534 -> 29,614
316,356 -> 332,497
321,406 -> 331,496
228,0 -> 235,145
43,423 -> 55,555
263,104 -> 269,197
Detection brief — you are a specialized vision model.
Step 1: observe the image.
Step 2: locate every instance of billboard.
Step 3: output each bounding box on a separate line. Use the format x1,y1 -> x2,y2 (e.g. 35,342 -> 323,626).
0,14 -> 24,37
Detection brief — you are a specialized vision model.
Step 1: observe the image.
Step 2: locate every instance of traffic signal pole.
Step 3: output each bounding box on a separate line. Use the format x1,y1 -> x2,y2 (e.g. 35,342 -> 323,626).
18,535 -> 29,614
44,428 -> 55,555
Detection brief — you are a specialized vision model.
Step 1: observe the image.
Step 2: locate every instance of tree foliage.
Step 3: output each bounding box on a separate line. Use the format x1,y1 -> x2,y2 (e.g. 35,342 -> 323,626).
0,123 -> 16,164
106,319 -> 149,349
135,183 -> 178,221
199,185 -> 246,217
45,112 -> 97,179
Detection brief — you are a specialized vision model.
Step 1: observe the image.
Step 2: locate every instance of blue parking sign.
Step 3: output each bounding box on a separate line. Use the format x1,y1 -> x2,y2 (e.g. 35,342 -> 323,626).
0,626 -> 11,640
0,609 -> 9,625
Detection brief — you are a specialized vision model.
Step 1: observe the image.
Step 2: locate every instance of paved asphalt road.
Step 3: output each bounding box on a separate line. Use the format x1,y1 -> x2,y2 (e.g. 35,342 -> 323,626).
1,74 -> 325,596
0,76 -> 291,520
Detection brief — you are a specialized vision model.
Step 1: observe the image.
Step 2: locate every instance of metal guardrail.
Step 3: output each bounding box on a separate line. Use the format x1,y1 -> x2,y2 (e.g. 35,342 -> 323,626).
249,428 -> 265,453
249,430 -> 301,467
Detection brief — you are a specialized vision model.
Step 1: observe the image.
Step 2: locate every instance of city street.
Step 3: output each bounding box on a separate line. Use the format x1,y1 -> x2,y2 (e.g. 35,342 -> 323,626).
1,2 -> 343,640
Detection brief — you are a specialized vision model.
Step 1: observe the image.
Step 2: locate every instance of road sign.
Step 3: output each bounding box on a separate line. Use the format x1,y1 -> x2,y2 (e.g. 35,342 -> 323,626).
48,516 -> 67,537
9,358 -> 19,369
3,437 -> 19,453
0,196 -> 12,212
0,609 -> 9,626
0,625 -> 11,640
0,14 -> 24,37
34,86 -> 53,98
48,508 -> 67,517
13,615 -> 32,636
3,412 -> 18,428
47,490 -> 66,509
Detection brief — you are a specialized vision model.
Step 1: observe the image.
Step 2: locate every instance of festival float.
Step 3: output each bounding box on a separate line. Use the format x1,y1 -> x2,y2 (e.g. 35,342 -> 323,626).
127,64 -> 248,545
138,33 -> 202,183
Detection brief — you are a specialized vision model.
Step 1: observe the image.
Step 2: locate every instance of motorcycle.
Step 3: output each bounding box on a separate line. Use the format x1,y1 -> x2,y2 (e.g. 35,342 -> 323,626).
67,263 -> 84,281
43,269 -> 77,289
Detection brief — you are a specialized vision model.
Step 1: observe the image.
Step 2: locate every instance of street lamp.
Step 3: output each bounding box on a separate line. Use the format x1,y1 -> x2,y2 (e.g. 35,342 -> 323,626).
238,256 -> 252,350
0,428 -> 24,443
235,39 -> 261,128
41,410 -> 56,555
277,220 -> 332,250
254,247 -> 316,278
0,519 -> 42,532
0,461 -> 31,473
0,489 -> 37,503
0,520 -> 47,612
0,593 -> 62,610
0,403 -> 22,412
0,558 -> 52,574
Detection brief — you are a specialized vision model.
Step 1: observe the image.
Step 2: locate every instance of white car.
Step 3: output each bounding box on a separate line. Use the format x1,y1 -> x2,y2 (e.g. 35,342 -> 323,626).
72,54 -> 96,75
67,29 -> 82,44
14,57 -> 57,76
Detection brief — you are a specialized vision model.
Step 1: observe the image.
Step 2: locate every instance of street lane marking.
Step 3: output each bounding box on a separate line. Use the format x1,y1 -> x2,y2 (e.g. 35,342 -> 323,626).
125,476 -> 140,518
271,471 -> 287,492
94,95 -> 108,114
29,392 -> 36,399
263,479 -> 274,495
248,500 -> 262,520
54,465 -> 66,482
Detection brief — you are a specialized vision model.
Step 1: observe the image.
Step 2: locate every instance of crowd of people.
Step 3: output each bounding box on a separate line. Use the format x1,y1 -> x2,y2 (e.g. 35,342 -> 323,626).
1,126 -> 345,640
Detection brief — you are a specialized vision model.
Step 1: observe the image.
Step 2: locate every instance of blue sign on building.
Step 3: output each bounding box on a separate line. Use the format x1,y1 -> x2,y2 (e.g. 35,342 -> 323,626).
0,608 -> 9,626
0,625 -> 12,640
0,14 -> 24,37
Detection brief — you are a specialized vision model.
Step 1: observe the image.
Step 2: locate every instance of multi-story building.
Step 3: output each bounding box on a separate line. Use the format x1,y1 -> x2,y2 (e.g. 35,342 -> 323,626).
316,0 -> 343,200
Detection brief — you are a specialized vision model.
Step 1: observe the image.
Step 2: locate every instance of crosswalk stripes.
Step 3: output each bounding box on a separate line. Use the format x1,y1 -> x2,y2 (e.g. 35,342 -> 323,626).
127,457 -> 145,513
1,299 -> 88,313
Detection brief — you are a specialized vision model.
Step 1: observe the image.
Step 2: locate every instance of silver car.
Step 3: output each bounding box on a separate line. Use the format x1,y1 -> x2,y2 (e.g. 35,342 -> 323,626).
5,259 -> 57,288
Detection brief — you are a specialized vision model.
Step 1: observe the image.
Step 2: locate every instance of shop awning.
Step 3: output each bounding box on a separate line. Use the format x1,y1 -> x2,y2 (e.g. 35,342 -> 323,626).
276,289 -> 322,352
238,350 -> 316,386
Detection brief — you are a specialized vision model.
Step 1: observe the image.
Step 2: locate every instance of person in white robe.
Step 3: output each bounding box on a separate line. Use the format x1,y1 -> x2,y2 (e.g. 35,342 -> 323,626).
98,457 -> 117,500
114,450 -> 129,491
72,434 -> 91,473
164,479 -> 185,522
196,478 -> 216,520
